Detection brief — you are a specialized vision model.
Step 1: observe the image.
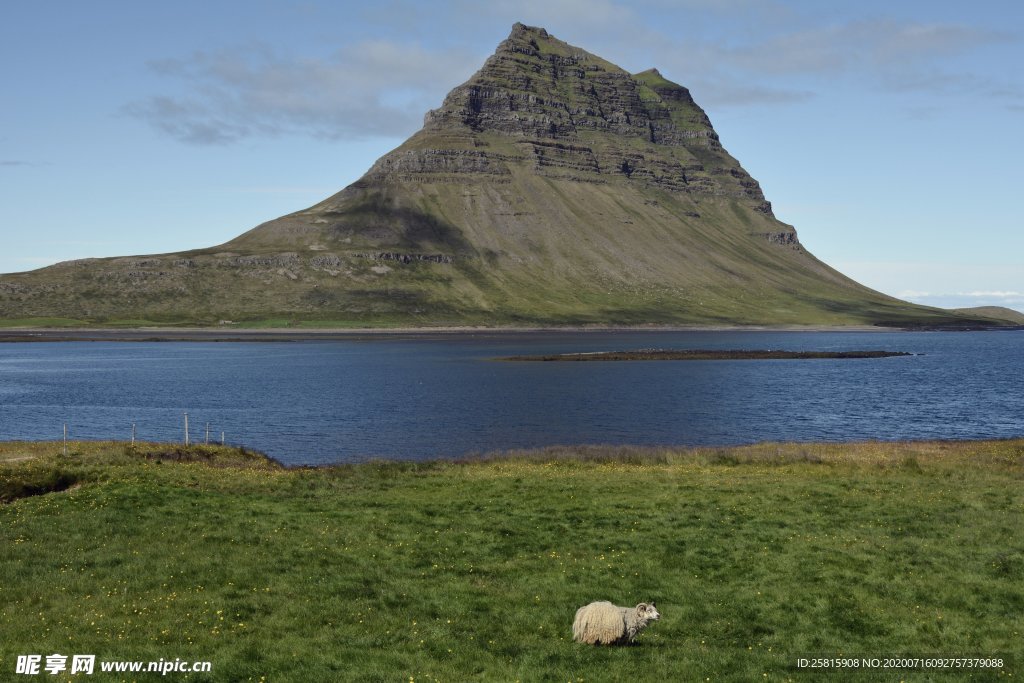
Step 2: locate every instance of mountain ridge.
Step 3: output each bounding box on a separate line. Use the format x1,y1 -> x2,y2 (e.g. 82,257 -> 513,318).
0,23 -> 1008,329
951,306 -> 1024,325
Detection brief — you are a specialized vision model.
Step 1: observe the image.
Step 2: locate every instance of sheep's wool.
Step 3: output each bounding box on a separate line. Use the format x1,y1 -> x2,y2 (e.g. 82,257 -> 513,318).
572,601 -> 660,645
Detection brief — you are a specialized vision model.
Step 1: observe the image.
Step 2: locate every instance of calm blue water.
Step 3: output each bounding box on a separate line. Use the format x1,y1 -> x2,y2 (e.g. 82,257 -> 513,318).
0,331 -> 1021,465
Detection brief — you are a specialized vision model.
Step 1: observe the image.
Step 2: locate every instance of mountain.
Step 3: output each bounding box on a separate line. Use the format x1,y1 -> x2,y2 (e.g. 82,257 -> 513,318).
0,24 -> 1006,328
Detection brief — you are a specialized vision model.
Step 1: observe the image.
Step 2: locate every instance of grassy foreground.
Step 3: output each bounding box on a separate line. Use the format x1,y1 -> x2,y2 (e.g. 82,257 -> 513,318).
1,441 -> 1022,681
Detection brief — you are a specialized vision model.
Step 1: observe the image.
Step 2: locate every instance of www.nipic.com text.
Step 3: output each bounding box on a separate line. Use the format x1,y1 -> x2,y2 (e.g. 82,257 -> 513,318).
15,654 -> 212,676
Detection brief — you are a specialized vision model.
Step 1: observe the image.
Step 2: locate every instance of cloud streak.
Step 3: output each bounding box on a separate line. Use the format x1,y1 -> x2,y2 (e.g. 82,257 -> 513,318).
720,20 -> 1013,76
656,17 -> 1018,107
126,41 -> 478,145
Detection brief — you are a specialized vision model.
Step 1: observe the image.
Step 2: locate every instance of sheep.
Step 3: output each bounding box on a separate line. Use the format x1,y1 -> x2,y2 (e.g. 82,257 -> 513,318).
572,601 -> 660,645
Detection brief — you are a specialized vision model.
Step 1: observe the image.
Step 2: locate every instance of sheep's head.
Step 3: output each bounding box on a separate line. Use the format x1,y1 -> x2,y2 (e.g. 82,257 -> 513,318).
635,602 -> 660,623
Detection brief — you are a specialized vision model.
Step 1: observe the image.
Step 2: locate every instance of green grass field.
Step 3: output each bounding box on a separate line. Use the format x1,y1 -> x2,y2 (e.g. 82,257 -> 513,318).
1,440 -> 1021,681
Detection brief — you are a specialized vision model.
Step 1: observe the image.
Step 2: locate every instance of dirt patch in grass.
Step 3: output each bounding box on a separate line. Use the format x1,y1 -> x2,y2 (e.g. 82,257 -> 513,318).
0,467 -> 80,503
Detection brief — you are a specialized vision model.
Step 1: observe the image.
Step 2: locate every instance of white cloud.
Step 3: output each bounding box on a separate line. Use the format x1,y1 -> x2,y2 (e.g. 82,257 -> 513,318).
958,290 -> 1024,298
126,41 -> 478,145
710,20 -> 1013,77
652,16 -> 1020,110
897,289 -> 933,299
686,80 -> 814,106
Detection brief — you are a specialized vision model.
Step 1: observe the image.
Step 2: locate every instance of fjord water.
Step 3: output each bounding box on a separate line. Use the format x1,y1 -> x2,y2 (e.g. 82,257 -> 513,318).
0,331 -> 1020,465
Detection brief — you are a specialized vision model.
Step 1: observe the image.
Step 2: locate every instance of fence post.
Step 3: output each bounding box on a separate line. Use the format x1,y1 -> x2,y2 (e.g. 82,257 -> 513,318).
131,423 -> 136,446
63,423 -> 67,456
184,412 -> 189,446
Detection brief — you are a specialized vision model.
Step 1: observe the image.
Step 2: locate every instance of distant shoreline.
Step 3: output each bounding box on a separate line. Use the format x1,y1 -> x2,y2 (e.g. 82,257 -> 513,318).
501,349 -> 915,361
0,323 -> 971,343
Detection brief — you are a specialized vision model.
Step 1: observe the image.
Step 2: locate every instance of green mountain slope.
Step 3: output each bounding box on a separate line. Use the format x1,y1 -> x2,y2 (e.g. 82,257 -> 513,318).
0,24 -> 1005,328
951,306 -> 1024,325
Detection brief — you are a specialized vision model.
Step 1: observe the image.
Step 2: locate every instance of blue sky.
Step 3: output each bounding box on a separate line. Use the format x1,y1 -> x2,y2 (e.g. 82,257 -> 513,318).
2,0 -> 1021,310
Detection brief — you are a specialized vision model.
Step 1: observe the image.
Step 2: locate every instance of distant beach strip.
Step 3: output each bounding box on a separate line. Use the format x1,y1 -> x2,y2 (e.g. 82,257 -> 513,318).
500,349 -> 915,361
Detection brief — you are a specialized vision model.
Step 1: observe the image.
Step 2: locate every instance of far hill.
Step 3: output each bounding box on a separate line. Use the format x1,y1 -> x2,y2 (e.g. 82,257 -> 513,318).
0,24 -> 1008,329
951,306 -> 1024,325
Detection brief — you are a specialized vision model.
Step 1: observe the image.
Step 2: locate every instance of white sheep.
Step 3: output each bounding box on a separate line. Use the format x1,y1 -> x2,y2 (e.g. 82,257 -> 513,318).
572,601 -> 660,645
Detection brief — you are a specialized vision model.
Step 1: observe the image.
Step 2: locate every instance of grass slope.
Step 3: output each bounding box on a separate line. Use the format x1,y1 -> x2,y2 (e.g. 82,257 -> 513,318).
952,307 -> 1024,325
0,182 -> 1005,329
2,441 -> 1022,681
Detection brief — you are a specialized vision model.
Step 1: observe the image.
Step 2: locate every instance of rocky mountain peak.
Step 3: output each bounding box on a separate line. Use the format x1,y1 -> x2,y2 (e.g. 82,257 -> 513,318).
508,22 -> 549,39
362,24 -> 773,215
